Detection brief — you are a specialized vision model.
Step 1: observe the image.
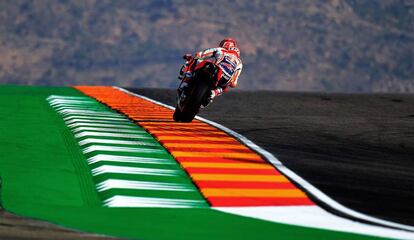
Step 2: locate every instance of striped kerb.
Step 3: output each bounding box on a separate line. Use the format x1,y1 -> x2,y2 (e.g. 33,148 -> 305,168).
75,86 -> 314,207
47,95 -> 208,208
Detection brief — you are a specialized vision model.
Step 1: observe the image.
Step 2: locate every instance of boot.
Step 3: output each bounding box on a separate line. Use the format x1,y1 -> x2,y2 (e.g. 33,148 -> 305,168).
202,87 -> 222,108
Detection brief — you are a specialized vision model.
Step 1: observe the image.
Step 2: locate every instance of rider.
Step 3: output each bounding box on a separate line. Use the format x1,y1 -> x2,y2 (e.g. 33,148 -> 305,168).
178,38 -> 243,103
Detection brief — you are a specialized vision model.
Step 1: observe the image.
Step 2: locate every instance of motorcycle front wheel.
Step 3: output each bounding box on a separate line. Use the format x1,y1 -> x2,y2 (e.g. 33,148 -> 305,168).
173,80 -> 210,122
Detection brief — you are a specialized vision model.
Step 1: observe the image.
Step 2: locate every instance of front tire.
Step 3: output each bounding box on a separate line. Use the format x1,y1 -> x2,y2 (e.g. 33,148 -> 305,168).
173,107 -> 183,122
173,80 -> 210,122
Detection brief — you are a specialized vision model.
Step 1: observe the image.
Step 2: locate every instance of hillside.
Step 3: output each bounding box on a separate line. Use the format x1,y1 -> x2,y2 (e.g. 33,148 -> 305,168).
0,0 -> 413,92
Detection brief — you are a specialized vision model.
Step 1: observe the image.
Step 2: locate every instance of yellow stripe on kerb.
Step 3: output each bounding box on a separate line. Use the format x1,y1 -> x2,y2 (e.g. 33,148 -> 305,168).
191,174 -> 289,182
171,151 -> 261,159
164,143 -> 249,150
156,136 -> 235,142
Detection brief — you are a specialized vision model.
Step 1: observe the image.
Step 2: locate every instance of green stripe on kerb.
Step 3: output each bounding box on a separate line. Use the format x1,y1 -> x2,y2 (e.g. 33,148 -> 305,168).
47,95 -> 208,208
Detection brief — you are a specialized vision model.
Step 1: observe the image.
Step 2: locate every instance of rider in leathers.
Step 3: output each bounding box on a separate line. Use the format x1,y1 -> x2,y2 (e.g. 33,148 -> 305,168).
178,38 -> 242,103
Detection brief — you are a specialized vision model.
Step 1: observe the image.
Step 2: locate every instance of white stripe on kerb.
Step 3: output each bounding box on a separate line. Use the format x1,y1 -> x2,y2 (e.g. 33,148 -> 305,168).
50,101 -> 97,106
97,179 -> 195,192
115,87 -> 414,236
79,138 -> 158,147
57,109 -> 113,114
74,131 -> 151,139
48,96 -> 91,99
56,108 -> 116,114
52,104 -> 98,110
82,145 -> 164,154
104,195 -> 205,208
91,165 -> 180,176
60,112 -> 125,120
67,122 -> 135,129
87,154 -> 173,165
49,100 -> 94,105
61,113 -> 123,119
65,118 -> 130,125
47,95 -> 91,101
72,127 -> 145,134
64,115 -> 128,122
55,107 -> 107,112
49,99 -> 93,103
58,110 -> 119,117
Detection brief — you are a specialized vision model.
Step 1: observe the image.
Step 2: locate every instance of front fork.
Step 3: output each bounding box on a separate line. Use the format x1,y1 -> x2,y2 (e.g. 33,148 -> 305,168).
177,80 -> 189,111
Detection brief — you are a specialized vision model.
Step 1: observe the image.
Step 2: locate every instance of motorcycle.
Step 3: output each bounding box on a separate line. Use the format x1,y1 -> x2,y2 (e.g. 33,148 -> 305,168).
173,55 -> 223,122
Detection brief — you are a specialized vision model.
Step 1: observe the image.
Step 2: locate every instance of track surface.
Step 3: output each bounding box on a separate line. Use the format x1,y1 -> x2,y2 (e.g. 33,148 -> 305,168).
0,208 -> 115,240
129,88 -> 414,226
1,86 -> 413,239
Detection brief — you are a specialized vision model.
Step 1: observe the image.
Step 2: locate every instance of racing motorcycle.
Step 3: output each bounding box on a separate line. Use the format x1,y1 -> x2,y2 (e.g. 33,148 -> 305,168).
173,55 -> 222,122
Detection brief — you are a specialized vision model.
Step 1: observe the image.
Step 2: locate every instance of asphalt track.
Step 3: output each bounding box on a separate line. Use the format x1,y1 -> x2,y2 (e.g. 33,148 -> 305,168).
128,88 -> 414,226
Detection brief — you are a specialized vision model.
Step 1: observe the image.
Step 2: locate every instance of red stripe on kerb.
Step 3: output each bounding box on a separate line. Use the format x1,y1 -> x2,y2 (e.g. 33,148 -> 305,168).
208,197 -> 315,207
75,86 -> 314,207
185,167 -> 279,175
176,157 -> 266,163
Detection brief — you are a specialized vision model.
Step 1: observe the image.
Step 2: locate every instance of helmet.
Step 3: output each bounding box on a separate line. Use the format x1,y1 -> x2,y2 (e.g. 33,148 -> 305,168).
219,38 -> 237,49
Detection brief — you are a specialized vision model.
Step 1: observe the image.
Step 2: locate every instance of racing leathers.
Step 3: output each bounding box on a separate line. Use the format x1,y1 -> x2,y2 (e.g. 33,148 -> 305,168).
179,47 -> 242,102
